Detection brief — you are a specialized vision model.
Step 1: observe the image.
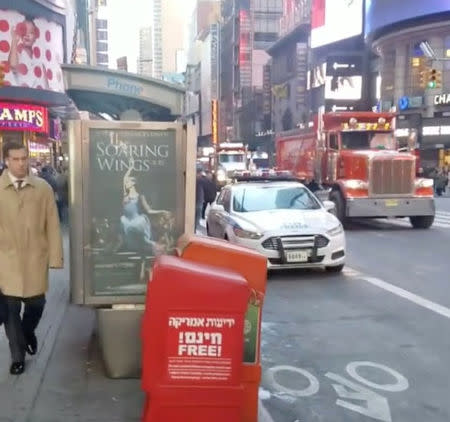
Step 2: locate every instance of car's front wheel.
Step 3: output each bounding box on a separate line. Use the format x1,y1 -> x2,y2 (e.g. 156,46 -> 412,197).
325,264 -> 344,273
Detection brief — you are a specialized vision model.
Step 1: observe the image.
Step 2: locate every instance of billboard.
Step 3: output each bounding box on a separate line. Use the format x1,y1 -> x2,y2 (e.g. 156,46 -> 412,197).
87,128 -> 181,297
0,9 -> 64,92
365,0 -> 450,36
311,0 -> 363,48
325,76 -> 362,100
0,102 -> 49,133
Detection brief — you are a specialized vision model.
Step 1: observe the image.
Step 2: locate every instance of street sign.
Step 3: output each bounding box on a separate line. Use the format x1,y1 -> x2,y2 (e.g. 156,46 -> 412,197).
326,56 -> 363,76
434,93 -> 450,106
326,100 -> 364,113
332,105 -> 355,112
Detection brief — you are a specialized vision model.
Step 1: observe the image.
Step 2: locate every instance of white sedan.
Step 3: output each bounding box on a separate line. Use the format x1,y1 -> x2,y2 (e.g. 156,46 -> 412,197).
206,179 -> 346,272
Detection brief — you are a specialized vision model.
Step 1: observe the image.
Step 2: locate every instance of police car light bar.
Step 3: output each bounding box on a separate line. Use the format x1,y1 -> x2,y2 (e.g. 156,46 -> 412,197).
233,170 -> 298,183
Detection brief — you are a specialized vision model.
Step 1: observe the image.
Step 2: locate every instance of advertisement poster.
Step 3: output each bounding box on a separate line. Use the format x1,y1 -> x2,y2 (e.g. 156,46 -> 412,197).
311,0 -> 363,48
88,128 -> 180,296
325,75 -> 362,100
0,9 -> 64,91
166,313 -> 239,384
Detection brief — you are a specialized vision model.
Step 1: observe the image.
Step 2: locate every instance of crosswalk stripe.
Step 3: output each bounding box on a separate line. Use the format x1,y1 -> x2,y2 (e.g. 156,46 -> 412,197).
375,217 -> 450,229
352,213 -> 450,229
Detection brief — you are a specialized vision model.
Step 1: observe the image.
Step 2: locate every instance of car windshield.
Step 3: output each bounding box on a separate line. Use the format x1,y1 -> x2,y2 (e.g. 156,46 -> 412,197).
233,185 -> 321,212
341,132 -> 396,150
219,154 -> 245,163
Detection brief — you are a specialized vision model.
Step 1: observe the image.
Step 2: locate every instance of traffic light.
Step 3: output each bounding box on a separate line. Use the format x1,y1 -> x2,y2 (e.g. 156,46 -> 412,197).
435,69 -> 442,88
419,68 -> 429,88
0,62 -> 6,87
428,68 -> 442,89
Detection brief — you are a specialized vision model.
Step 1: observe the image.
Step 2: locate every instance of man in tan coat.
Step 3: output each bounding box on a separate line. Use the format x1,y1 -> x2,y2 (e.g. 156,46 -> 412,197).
0,141 -> 63,375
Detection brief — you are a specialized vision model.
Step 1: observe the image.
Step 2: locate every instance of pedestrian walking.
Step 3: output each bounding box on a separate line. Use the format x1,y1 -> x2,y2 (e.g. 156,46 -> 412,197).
0,141 -> 63,375
434,168 -> 447,196
202,171 -> 217,219
56,166 -> 69,223
195,167 -> 205,232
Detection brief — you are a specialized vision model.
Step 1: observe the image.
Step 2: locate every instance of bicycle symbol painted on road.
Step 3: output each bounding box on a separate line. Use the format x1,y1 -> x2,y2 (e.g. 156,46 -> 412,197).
263,361 -> 409,422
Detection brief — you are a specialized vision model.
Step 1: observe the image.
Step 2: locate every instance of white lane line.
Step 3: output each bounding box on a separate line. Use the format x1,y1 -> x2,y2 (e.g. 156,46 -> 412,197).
372,218 -> 450,229
346,268 -> 450,319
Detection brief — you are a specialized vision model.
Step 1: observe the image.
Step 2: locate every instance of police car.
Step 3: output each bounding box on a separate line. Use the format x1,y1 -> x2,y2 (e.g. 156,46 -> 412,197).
206,175 -> 346,272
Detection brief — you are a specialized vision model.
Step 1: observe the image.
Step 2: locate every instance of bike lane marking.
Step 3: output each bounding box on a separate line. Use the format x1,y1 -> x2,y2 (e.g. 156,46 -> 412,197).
344,268 -> 450,319
346,362 -> 409,393
262,361 -> 410,422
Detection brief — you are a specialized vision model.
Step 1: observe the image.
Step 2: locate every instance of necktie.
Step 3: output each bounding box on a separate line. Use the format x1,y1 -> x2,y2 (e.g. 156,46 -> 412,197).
17,180 -> 23,190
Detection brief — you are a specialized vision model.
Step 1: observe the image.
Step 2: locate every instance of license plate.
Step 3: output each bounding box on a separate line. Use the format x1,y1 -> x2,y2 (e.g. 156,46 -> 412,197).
385,199 -> 399,207
286,250 -> 309,263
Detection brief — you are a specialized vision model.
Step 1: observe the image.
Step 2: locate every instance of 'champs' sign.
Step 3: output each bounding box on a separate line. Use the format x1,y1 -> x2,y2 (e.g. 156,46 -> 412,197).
0,102 -> 49,133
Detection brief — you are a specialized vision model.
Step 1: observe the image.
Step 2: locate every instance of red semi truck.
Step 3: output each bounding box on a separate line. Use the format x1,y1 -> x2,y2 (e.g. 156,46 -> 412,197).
276,112 -> 435,228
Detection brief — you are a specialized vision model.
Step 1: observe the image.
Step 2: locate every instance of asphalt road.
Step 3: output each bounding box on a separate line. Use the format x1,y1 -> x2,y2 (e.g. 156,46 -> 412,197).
260,198 -> 450,422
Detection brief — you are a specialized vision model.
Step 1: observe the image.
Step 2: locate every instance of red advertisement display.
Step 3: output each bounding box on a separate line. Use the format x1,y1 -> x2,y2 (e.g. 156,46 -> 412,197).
0,10 -> 64,91
0,102 -> 49,133
141,255 -> 250,422
166,313 -> 238,384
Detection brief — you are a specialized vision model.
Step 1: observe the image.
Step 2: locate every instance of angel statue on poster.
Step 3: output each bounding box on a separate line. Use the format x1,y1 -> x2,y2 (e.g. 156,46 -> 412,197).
118,158 -> 171,281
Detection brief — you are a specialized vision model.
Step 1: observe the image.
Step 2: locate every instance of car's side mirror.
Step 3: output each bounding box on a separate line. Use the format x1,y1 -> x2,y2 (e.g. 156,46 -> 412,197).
323,200 -> 336,213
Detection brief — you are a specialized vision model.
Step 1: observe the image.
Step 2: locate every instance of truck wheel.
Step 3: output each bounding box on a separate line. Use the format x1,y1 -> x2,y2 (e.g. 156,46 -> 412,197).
329,191 -> 346,224
409,215 -> 434,229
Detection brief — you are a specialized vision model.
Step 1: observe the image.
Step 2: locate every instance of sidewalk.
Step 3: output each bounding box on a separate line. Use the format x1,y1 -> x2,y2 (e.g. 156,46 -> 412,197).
0,232 -> 273,422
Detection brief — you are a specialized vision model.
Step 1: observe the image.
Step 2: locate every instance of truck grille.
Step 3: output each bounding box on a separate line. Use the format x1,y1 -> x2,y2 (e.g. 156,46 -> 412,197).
370,158 -> 415,196
262,235 -> 329,250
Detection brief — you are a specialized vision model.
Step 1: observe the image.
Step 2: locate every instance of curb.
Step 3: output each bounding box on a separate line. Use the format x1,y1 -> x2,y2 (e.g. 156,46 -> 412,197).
259,400 -> 275,422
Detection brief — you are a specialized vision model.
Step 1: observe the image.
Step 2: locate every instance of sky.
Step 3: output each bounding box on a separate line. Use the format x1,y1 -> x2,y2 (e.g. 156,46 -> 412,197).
107,0 -> 196,73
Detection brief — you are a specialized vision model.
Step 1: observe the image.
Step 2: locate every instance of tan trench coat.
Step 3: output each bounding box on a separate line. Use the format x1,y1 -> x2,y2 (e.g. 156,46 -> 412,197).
0,171 -> 63,298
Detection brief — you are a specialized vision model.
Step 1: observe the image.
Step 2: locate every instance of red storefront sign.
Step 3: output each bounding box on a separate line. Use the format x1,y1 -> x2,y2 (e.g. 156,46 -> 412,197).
166,313 -> 237,384
0,102 -> 49,133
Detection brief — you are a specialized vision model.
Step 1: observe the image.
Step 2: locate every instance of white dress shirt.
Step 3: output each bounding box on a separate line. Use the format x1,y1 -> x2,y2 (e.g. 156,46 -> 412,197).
8,172 -> 28,190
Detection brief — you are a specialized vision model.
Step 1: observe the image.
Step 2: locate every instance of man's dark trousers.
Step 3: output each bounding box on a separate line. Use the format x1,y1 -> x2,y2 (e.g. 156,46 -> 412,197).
3,295 -> 45,362
0,293 -> 6,326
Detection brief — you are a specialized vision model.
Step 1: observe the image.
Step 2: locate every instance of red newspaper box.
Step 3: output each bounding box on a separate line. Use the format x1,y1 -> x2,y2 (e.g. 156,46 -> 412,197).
177,235 -> 268,422
141,255 -> 250,422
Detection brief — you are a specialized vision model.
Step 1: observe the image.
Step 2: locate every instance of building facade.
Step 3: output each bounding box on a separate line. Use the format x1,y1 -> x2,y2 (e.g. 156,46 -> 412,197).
366,0 -> 450,169
95,16 -> 109,67
152,0 -> 186,79
267,4 -> 310,135
81,0 -> 110,67
137,27 -> 153,77
219,0 -> 283,147
185,1 -> 221,148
